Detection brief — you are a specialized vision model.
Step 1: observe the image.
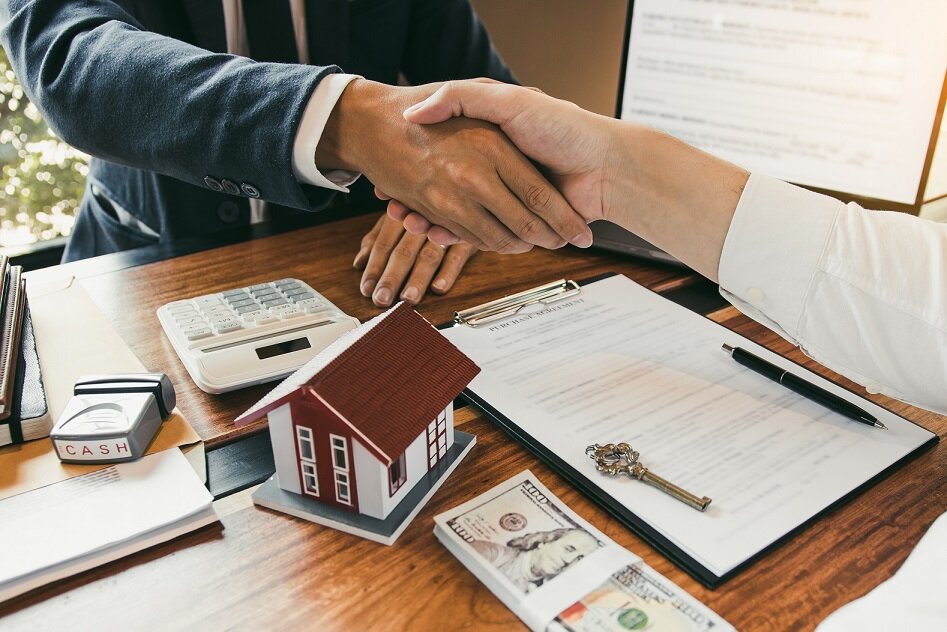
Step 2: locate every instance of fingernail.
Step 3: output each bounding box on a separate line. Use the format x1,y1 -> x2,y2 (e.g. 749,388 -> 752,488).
432,278 -> 448,291
361,279 -> 376,296
374,287 -> 392,306
571,232 -> 594,248
403,101 -> 424,116
401,287 -> 419,303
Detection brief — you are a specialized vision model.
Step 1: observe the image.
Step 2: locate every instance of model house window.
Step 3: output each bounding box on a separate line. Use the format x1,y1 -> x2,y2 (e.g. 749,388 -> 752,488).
427,409 -> 449,468
334,471 -> 351,504
301,462 -> 319,496
330,435 -> 348,470
389,453 -> 407,496
296,426 -> 318,497
297,426 -> 315,461
329,434 -> 352,505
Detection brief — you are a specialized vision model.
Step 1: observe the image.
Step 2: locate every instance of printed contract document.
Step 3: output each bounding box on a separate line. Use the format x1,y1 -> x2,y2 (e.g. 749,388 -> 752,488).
619,0 -> 947,206
442,275 -> 935,581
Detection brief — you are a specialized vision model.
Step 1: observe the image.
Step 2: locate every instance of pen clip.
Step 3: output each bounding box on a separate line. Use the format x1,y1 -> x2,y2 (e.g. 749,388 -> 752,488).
454,279 -> 581,327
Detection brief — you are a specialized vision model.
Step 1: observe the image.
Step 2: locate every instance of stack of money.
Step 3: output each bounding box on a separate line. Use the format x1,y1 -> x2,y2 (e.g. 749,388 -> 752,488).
434,471 -> 733,632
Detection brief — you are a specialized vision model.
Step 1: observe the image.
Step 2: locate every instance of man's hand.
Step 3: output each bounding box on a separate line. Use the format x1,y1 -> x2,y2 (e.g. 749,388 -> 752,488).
354,213 -> 476,307
389,79 -> 619,241
316,79 -> 592,254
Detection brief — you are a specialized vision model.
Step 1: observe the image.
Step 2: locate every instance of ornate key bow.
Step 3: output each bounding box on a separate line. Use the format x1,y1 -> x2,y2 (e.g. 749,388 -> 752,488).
585,442 -> 712,512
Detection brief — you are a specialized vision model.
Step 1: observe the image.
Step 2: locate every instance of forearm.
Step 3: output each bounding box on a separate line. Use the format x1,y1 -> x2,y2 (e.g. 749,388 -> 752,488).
2,0 -> 333,207
605,124 -> 748,281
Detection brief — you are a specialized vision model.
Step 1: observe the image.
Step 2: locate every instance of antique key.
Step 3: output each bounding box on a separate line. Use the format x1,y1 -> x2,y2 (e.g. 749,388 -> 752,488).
585,443 -> 712,512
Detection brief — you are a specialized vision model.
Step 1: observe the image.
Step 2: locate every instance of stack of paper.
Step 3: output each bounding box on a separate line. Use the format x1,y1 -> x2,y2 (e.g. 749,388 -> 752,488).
435,471 -> 732,631
0,448 -> 217,602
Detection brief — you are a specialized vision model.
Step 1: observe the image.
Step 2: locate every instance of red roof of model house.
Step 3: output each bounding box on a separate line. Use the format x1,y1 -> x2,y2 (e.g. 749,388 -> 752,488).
235,303 -> 480,464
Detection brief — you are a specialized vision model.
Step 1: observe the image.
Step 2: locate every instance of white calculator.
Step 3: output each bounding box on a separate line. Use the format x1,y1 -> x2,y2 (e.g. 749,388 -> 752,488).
157,278 -> 359,394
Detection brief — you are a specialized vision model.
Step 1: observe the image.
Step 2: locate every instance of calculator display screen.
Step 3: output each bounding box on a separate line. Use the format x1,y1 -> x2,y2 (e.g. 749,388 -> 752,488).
255,337 -> 312,360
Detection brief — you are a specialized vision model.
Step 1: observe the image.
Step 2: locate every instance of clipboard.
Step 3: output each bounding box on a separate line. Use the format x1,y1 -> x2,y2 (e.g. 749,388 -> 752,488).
440,273 -> 938,588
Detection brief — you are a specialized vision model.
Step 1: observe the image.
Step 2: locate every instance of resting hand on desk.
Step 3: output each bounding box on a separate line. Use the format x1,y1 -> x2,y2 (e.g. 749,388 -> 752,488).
354,213 -> 476,307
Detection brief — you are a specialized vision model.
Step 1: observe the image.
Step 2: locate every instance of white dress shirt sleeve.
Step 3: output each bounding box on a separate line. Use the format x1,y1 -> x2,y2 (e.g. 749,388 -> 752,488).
292,73 -> 362,192
718,173 -> 947,415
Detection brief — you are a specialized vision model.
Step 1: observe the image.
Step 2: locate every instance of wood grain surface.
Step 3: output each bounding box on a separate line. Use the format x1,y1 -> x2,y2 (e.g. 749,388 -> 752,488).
8,214 -> 945,631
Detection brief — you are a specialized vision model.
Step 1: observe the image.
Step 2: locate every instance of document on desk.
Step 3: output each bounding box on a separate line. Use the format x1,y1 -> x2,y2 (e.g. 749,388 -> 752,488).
0,448 -> 218,603
441,275 -> 936,585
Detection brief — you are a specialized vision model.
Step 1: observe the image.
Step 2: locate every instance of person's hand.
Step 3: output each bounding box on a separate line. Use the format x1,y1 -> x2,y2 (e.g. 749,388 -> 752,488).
315,79 -> 592,254
388,80 -> 621,242
393,79 -> 749,281
354,213 -> 476,307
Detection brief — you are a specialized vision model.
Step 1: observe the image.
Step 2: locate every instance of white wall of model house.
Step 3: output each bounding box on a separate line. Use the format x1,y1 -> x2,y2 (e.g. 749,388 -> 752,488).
269,400 -> 456,520
355,404 -> 455,520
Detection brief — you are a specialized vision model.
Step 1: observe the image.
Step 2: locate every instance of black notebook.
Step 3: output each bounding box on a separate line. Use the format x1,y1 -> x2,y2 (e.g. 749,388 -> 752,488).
0,306 -> 51,447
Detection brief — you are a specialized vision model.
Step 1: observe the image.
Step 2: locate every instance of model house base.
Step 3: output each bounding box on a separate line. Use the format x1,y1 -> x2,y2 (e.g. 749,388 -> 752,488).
253,431 -> 476,545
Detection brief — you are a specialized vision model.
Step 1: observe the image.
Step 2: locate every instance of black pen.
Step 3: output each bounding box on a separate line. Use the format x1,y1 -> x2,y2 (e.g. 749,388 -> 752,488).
721,344 -> 886,430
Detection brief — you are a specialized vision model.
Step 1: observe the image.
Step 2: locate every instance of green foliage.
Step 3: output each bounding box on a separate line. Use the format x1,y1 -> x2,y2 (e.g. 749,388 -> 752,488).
0,46 -> 88,249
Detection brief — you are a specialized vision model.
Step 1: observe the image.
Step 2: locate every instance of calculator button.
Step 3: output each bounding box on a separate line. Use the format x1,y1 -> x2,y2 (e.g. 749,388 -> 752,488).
213,321 -> 243,334
225,293 -> 252,304
210,313 -> 239,322
184,327 -> 213,341
195,295 -> 225,306
234,304 -> 262,314
175,316 -> 206,327
221,289 -> 247,298
254,316 -> 279,325
273,279 -> 298,287
229,298 -> 257,309
285,288 -> 313,297
167,302 -> 196,313
305,306 -> 332,316
279,308 -> 304,319
295,297 -> 324,308
263,297 -> 288,307
288,293 -> 316,303
249,283 -> 272,291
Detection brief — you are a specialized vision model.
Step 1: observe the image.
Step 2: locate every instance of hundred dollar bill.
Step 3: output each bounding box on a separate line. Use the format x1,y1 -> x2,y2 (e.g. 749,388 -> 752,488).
435,471 -> 733,632
442,471 -> 604,595
551,563 -> 721,632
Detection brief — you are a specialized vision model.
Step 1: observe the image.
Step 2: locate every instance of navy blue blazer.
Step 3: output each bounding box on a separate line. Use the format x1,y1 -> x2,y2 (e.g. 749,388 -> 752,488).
0,0 -> 513,260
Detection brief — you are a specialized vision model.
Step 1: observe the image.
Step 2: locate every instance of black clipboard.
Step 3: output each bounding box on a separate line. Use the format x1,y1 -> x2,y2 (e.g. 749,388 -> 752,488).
440,273 -> 938,589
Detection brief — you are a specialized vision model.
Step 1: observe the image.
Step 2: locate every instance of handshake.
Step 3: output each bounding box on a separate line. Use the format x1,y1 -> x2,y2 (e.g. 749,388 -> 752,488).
322,78 -> 749,303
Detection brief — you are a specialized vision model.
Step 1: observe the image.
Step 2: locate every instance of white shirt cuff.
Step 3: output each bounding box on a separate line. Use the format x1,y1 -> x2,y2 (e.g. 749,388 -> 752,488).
292,73 -> 362,192
717,173 -> 841,343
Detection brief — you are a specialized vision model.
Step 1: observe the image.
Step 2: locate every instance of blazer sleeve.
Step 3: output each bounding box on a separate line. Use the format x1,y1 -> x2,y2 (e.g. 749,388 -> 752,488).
0,0 -> 339,211
401,0 -> 517,85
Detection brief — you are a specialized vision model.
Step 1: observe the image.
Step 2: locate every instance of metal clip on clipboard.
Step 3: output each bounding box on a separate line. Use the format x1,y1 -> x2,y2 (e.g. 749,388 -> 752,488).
453,279 -> 581,327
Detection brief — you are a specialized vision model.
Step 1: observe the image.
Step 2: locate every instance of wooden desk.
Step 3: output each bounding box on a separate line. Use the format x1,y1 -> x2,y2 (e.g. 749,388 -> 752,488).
3,215 -> 944,630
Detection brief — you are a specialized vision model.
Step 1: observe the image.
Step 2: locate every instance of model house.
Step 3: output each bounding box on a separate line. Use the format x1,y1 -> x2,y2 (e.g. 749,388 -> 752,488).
235,303 -> 480,542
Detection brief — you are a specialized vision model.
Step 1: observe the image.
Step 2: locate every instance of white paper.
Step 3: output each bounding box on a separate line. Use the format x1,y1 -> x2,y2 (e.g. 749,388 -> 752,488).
0,448 -> 217,601
620,0 -> 947,205
442,275 -> 934,577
